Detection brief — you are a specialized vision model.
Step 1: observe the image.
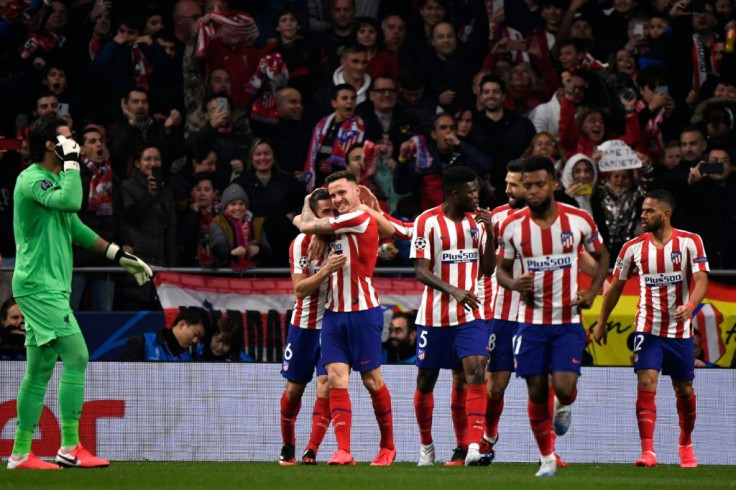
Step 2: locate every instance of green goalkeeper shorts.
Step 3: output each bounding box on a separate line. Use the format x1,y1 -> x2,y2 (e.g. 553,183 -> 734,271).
16,291 -> 81,347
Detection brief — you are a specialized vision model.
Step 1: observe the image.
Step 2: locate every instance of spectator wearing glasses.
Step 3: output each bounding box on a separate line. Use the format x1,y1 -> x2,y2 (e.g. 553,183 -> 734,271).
358,76 -> 420,159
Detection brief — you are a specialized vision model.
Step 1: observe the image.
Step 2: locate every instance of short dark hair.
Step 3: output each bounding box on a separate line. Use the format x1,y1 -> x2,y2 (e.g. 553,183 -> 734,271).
558,37 -> 588,53
345,141 -> 364,158
191,171 -> 216,187
29,116 -> 67,162
125,86 -> 148,101
645,189 -> 676,210
479,74 -> 506,93
331,83 -> 356,101
0,297 -> 17,323
273,5 -> 299,28
309,188 -> 331,214
507,158 -> 526,173
391,311 -> 416,332
442,165 -> 478,193
432,112 -> 455,131
325,170 -> 358,185
522,155 -> 556,176
680,125 -> 706,140
339,43 -> 367,58
81,126 -> 102,145
172,307 -> 207,330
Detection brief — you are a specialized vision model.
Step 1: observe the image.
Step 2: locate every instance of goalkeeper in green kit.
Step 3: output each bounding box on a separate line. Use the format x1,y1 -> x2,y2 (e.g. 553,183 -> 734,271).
7,117 -> 153,470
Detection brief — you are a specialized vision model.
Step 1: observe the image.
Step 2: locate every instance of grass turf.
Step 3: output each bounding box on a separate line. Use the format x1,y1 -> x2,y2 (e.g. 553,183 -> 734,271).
3,462 -> 736,490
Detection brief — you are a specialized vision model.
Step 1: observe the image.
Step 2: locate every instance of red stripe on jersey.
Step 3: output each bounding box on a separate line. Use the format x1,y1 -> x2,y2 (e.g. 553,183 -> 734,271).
436,215 -> 452,325
656,243 -> 671,332
559,212 -> 572,324
520,215 -> 534,323
640,237 -> 653,334
671,233 -> 684,338
540,226 -> 554,325
289,234 -> 327,329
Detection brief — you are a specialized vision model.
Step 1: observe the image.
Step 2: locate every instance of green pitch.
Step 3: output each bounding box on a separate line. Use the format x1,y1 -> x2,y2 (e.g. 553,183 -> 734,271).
3,462 -> 736,490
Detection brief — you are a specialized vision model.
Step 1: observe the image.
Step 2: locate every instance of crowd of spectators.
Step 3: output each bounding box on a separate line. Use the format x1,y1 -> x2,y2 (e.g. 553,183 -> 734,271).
1,0 -> 736,314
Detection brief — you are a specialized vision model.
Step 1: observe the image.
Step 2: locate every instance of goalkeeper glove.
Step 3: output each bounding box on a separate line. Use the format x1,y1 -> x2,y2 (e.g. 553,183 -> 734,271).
55,135 -> 81,172
105,243 -> 153,286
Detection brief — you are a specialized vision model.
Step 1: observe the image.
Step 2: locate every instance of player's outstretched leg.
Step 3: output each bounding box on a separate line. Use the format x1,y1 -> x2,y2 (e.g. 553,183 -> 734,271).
8,344 -> 58,469
369,384 -> 396,466
302,396 -> 330,465
327,387 -> 355,465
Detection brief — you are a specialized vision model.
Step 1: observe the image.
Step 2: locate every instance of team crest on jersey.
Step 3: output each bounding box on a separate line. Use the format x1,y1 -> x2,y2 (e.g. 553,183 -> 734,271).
560,231 -> 574,248
298,256 -> 309,269
470,227 -> 479,241
40,179 -> 53,191
671,251 -> 682,264
615,257 -> 624,270
414,237 -> 427,251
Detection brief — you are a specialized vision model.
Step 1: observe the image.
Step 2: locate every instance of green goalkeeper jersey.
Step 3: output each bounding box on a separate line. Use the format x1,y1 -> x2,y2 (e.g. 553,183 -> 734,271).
12,163 -> 98,297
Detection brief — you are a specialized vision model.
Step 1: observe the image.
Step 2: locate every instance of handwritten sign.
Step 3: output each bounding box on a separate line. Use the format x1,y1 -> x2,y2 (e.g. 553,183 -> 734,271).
596,140 -> 642,171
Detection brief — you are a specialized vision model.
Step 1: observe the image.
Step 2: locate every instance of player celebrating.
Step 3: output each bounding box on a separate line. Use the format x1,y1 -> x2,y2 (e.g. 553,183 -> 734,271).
279,189 -> 347,465
410,166 -> 495,467
594,190 -> 707,468
294,170 -> 396,466
8,117 -> 152,470
496,156 -> 609,477
477,159 -> 526,455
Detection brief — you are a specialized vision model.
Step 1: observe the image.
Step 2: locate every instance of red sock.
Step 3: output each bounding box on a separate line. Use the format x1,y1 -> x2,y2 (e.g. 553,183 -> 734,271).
414,390 -> 434,445
547,386 -> 556,418
450,385 -> 468,448
676,393 -> 696,446
280,391 -> 301,445
465,384 -> 487,445
370,384 -> 395,450
636,389 -> 657,453
528,400 -> 555,456
330,388 -> 352,453
484,395 -> 504,439
306,396 -> 331,453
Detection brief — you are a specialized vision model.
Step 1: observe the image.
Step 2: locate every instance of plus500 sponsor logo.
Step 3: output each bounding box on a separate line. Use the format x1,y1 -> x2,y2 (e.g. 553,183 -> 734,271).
524,254 -> 572,272
643,272 -> 683,287
441,249 -> 478,264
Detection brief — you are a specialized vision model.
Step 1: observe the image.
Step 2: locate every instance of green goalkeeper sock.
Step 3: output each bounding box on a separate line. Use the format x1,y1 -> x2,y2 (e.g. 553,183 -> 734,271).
12,345 -> 58,456
54,333 -> 89,448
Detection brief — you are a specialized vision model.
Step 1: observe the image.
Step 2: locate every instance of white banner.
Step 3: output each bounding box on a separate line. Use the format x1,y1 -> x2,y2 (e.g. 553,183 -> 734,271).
1,363 -> 734,465
596,140 -> 642,171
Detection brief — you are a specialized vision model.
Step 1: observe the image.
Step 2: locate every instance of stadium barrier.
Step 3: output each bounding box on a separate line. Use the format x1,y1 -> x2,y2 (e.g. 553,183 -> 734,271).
0,363 -> 734,464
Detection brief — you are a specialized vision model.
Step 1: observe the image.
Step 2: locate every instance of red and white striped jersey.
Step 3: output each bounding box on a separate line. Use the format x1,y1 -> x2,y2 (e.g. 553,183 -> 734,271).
384,213 -> 414,240
613,229 -> 709,338
326,209 -> 381,312
289,233 -> 329,329
411,206 -> 485,327
500,203 -> 603,324
489,204 -> 523,321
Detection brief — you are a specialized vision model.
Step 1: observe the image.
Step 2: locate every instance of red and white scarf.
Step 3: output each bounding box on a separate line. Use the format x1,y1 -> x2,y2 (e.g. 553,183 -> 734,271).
84,157 -> 114,216
636,99 -> 665,162
195,11 -> 259,59
303,114 -> 365,191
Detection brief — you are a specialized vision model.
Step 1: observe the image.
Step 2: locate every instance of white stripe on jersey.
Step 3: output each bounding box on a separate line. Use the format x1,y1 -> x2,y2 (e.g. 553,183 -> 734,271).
500,203 -> 603,325
411,206 -> 485,327
614,229 -> 709,338
289,234 -> 328,329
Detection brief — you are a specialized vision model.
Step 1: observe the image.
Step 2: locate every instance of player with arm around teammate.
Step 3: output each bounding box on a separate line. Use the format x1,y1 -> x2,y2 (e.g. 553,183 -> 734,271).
279,188 -> 347,465
293,170 -> 397,466
8,116 -> 152,470
495,155 -> 609,477
594,189 -> 707,468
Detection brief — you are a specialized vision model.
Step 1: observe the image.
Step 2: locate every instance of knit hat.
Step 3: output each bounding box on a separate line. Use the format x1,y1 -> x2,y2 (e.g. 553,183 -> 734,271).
221,183 -> 249,209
